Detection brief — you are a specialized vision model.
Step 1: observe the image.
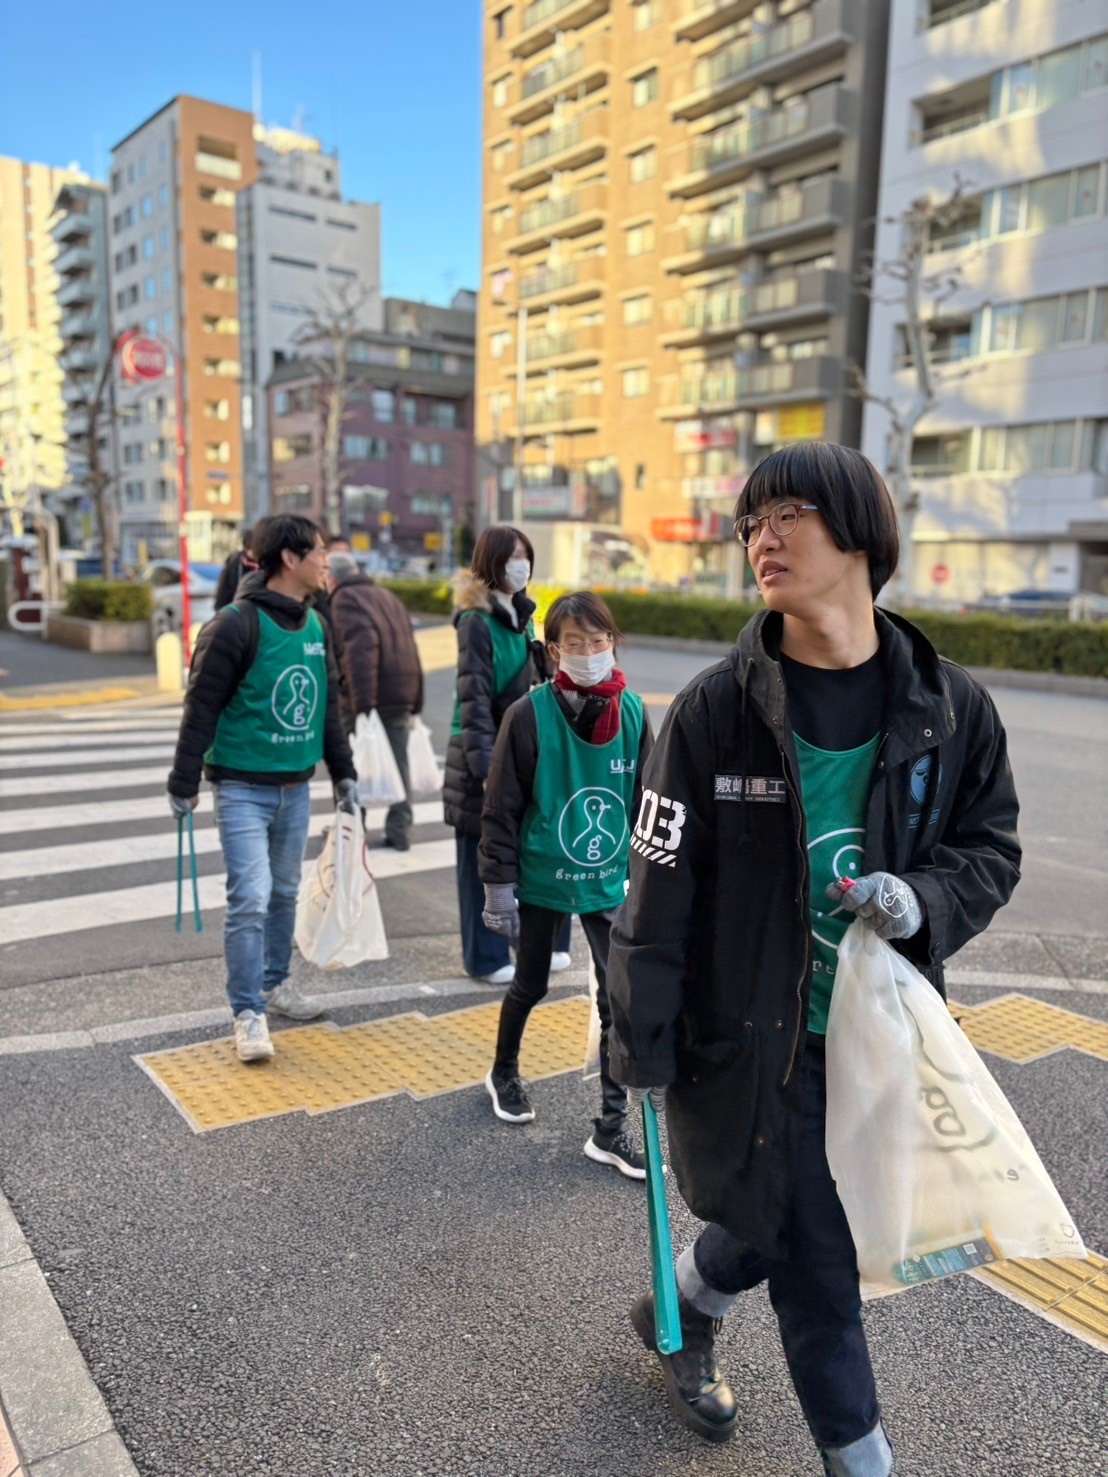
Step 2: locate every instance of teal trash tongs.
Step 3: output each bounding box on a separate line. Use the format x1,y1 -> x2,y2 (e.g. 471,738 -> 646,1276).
643,1096 -> 682,1354
175,811 -> 203,933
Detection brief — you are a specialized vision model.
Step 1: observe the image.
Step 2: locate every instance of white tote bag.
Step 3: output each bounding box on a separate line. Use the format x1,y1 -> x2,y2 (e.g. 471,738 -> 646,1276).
407,716 -> 443,795
295,809 -> 389,969
350,710 -> 406,806
825,922 -> 1086,1299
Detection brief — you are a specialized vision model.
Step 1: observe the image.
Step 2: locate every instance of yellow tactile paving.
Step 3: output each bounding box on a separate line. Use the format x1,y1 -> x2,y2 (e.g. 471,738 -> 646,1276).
137,996 -> 592,1133
948,993 -> 1108,1064
974,1252 -> 1108,1352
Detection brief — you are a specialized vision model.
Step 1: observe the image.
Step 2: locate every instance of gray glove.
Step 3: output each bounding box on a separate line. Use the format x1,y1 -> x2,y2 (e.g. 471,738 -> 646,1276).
827,872 -> 923,941
628,1085 -> 666,1115
168,793 -> 198,818
334,777 -> 359,814
481,883 -> 519,944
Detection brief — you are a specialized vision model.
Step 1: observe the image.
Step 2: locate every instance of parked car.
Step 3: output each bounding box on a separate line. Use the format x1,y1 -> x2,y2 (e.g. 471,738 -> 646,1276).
137,560 -> 223,636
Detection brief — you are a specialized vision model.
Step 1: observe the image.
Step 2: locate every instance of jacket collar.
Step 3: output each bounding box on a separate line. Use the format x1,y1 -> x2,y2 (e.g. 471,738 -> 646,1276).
732,608 -> 956,762
451,569 -> 535,630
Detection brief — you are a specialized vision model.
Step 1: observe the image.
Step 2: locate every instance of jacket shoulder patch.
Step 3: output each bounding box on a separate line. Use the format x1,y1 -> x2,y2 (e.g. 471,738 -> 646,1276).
715,773 -> 787,803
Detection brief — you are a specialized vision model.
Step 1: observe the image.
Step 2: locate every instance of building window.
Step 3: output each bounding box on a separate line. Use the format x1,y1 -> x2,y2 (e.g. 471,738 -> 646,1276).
200,186 -> 235,207
491,268 -> 512,303
205,442 -> 231,464
626,221 -> 655,256
141,193 -> 153,219
205,399 -> 231,420
632,0 -> 660,29
622,366 -> 650,398
411,441 -> 450,466
111,170 -> 122,194
274,434 -> 313,462
162,269 -> 172,293
402,399 -> 418,426
492,7 -> 510,41
623,294 -> 652,326
202,230 -> 238,250
629,147 -> 657,184
491,141 -> 513,174
372,389 -> 396,423
492,76 -> 510,108
158,185 -> 169,209
274,390 -> 292,416
144,275 -> 157,300
343,435 -> 390,461
632,69 -> 659,108
490,330 -> 512,359
160,226 -> 171,251
268,253 -> 315,270
430,402 -> 458,429
491,205 -> 513,236
159,140 -> 168,164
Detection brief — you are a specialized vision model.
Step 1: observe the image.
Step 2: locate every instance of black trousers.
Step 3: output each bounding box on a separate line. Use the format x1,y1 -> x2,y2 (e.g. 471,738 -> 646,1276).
493,902 -> 627,1133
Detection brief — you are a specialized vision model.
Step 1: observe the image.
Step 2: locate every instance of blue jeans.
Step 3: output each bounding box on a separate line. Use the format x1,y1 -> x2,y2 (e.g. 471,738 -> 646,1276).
212,780 -> 312,1016
677,1036 -> 890,1475
455,830 -> 570,978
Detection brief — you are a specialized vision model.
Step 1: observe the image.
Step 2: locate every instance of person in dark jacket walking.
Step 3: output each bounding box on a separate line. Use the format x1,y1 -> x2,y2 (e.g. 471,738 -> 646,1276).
167,515 -> 358,1063
608,443 -> 1021,1474
444,525 -> 571,984
213,526 -> 257,611
327,550 -> 425,850
478,592 -> 654,1175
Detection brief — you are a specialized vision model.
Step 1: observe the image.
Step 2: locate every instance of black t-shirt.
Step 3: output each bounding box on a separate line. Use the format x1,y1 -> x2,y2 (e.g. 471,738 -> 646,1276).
780,648 -> 884,751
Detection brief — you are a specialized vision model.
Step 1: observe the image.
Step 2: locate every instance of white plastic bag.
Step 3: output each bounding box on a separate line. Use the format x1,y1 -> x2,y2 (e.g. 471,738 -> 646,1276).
407,716 -> 443,795
350,710 -> 406,806
295,809 -> 389,969
825,922 -> 1086,1299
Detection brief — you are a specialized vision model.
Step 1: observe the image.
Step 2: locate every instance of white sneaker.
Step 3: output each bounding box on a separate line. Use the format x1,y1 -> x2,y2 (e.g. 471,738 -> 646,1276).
264,983 -> 324,1021
234,1009 -> 275,1063
478,964 -> 515,986
550,951 -> 572,973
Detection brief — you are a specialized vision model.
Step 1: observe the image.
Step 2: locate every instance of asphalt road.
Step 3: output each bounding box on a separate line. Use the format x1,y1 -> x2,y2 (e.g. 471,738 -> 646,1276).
0,645 -> 1105,1476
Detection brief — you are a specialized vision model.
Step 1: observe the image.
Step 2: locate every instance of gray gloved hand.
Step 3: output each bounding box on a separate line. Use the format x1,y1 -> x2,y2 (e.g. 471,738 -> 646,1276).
482,883 -> 519,944
334,777 -> 359,814
628,1085 -> 667,1115
827,872 -> 923,941
168,793 -> 199,818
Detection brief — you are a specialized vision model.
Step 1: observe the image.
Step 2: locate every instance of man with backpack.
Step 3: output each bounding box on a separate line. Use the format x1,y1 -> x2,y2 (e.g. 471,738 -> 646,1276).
609,443 -> 1021,1475
167,515 -> 358,1062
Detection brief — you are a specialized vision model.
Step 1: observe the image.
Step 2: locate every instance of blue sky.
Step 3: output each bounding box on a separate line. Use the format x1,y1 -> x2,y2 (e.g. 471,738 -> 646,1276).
0,1 -> 482,304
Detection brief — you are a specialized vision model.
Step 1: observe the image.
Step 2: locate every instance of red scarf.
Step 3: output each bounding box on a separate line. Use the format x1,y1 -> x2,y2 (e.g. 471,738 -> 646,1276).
553,667 -> 627,745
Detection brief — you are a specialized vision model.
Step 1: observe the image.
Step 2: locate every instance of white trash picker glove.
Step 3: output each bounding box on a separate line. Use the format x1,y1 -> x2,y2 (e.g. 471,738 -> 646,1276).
482,883 -> 519,944
827,872 -> 923,941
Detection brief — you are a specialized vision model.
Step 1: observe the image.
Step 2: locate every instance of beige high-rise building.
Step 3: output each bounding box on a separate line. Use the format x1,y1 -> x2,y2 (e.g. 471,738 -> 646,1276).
0,156 -> 91,511
477,0 -> 889,589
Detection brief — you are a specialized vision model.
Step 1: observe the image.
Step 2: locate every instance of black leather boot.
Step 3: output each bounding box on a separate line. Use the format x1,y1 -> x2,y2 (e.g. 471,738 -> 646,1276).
630,1290 -> 739,1443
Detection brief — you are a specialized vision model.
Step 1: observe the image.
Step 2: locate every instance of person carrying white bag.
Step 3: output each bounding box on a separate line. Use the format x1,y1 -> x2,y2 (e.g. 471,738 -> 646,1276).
607,444 -> 1022,1475
295,801 -> 389,970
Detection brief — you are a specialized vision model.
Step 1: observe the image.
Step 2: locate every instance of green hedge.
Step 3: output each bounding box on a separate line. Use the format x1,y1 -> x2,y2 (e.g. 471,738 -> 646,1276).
64,580 -> 153,623
382,580 -> 1107,678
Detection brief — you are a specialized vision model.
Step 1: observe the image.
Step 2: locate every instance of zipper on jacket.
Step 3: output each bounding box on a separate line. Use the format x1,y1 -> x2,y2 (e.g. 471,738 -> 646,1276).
780,746 -> 810,1087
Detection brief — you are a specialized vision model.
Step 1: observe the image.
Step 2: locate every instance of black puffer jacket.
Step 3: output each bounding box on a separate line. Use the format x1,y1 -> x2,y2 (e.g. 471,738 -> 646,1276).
167,577 -> 355,797
608,608 -> 1021,1259
443,571 -> 547,836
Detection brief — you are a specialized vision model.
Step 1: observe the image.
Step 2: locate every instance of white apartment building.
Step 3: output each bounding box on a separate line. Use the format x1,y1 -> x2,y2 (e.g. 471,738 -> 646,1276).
861,0 -> 1108,603
236,135 -> 381,522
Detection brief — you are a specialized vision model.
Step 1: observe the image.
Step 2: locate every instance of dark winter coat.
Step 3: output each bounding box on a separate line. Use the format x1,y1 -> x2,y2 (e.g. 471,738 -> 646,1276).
213,551 -> 256,612
328,573 -> 424,731
443,570 -> 547,836
607,608 -> 1021,1259
166,579 -> 355,797
479,683 -> 656,885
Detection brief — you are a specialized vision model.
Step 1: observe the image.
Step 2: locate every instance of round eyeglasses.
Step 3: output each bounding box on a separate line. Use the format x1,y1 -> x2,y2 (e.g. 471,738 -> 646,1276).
734,502 -> 819,547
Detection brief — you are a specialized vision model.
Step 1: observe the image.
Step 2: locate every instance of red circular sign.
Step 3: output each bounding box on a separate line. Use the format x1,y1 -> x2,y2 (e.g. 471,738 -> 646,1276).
931,564 -> 951,585
119,334 -> 168,384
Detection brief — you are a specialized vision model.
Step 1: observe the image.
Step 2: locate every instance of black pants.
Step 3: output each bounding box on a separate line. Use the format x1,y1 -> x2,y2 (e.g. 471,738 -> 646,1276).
377,707 -> 413,846
689,1037 -> 880,1453
493,902 -> 626,1133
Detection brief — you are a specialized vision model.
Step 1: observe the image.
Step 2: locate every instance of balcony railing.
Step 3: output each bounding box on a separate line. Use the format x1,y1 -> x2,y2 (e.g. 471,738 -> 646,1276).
921,0 -> 994,30
672,85 -> 850,197
513,0 -> 610,58
520,391 -> 602,429
660,356 -> 837,416
673,0 -> 853,120
59,311 -> 95,341
51,213 -> 91,244
507,110 -> 609,190
510,33 -> 612,125
522,323 -> 604,365
518,256 -> 607,303
54,244 -> 95,276
524,44 -> 583,100
57,278 -> 95,309
61,347 -> 97,373
673,0 -> 760,45
512,183 -> 606,251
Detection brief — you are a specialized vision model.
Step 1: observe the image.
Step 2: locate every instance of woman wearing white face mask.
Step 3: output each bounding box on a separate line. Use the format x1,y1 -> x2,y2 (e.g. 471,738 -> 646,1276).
445,525 -> 562,983
477,592 -> 654,1177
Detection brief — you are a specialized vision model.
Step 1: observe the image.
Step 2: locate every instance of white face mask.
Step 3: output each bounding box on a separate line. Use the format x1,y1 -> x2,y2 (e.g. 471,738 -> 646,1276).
559,651 -> 615,687
503,558 -> 530,593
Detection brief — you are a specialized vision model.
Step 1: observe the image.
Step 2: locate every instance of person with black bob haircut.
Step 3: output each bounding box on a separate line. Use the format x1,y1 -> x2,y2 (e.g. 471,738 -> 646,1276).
167,513 -> 358,1063
608,441 -> 1020,1473
444,525 -> 572,982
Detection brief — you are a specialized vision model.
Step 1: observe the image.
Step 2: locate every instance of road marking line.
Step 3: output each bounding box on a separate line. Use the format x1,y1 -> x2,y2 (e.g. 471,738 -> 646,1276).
0,744 -> 176,771
0,838 -> 455,943
0,780 -> 333,835
0,731 -> 178,754
0,800 -> 446,882
135,994 -> 592,1132
0,763 -> 178,798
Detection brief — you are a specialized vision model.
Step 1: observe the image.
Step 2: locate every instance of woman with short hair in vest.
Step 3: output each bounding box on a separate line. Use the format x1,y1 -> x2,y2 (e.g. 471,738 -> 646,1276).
478,592 -> 654,1178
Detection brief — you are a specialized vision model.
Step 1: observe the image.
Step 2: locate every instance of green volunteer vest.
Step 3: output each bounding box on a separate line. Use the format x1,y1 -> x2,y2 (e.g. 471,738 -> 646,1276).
206,606 -> 328,774
795,732 -> 880,1034
517,681 -> 644,914
450,608 -> 535,736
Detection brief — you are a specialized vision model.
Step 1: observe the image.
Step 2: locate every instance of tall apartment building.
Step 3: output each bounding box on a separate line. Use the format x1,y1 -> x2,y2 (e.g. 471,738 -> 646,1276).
477,0 -> 889,588
237,132 -> 382,522
51,180 -> 118,545
109,97 -> 258,564
0,156 -> 90,513
861,0 -> 1108,603
266,293 -> 476,555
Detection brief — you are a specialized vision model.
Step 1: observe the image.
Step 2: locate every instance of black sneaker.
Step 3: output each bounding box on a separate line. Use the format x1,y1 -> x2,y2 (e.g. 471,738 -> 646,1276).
630,1291 -> 739,1444
584,1121 -> 646,1180
484,1069 -> 535,1123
